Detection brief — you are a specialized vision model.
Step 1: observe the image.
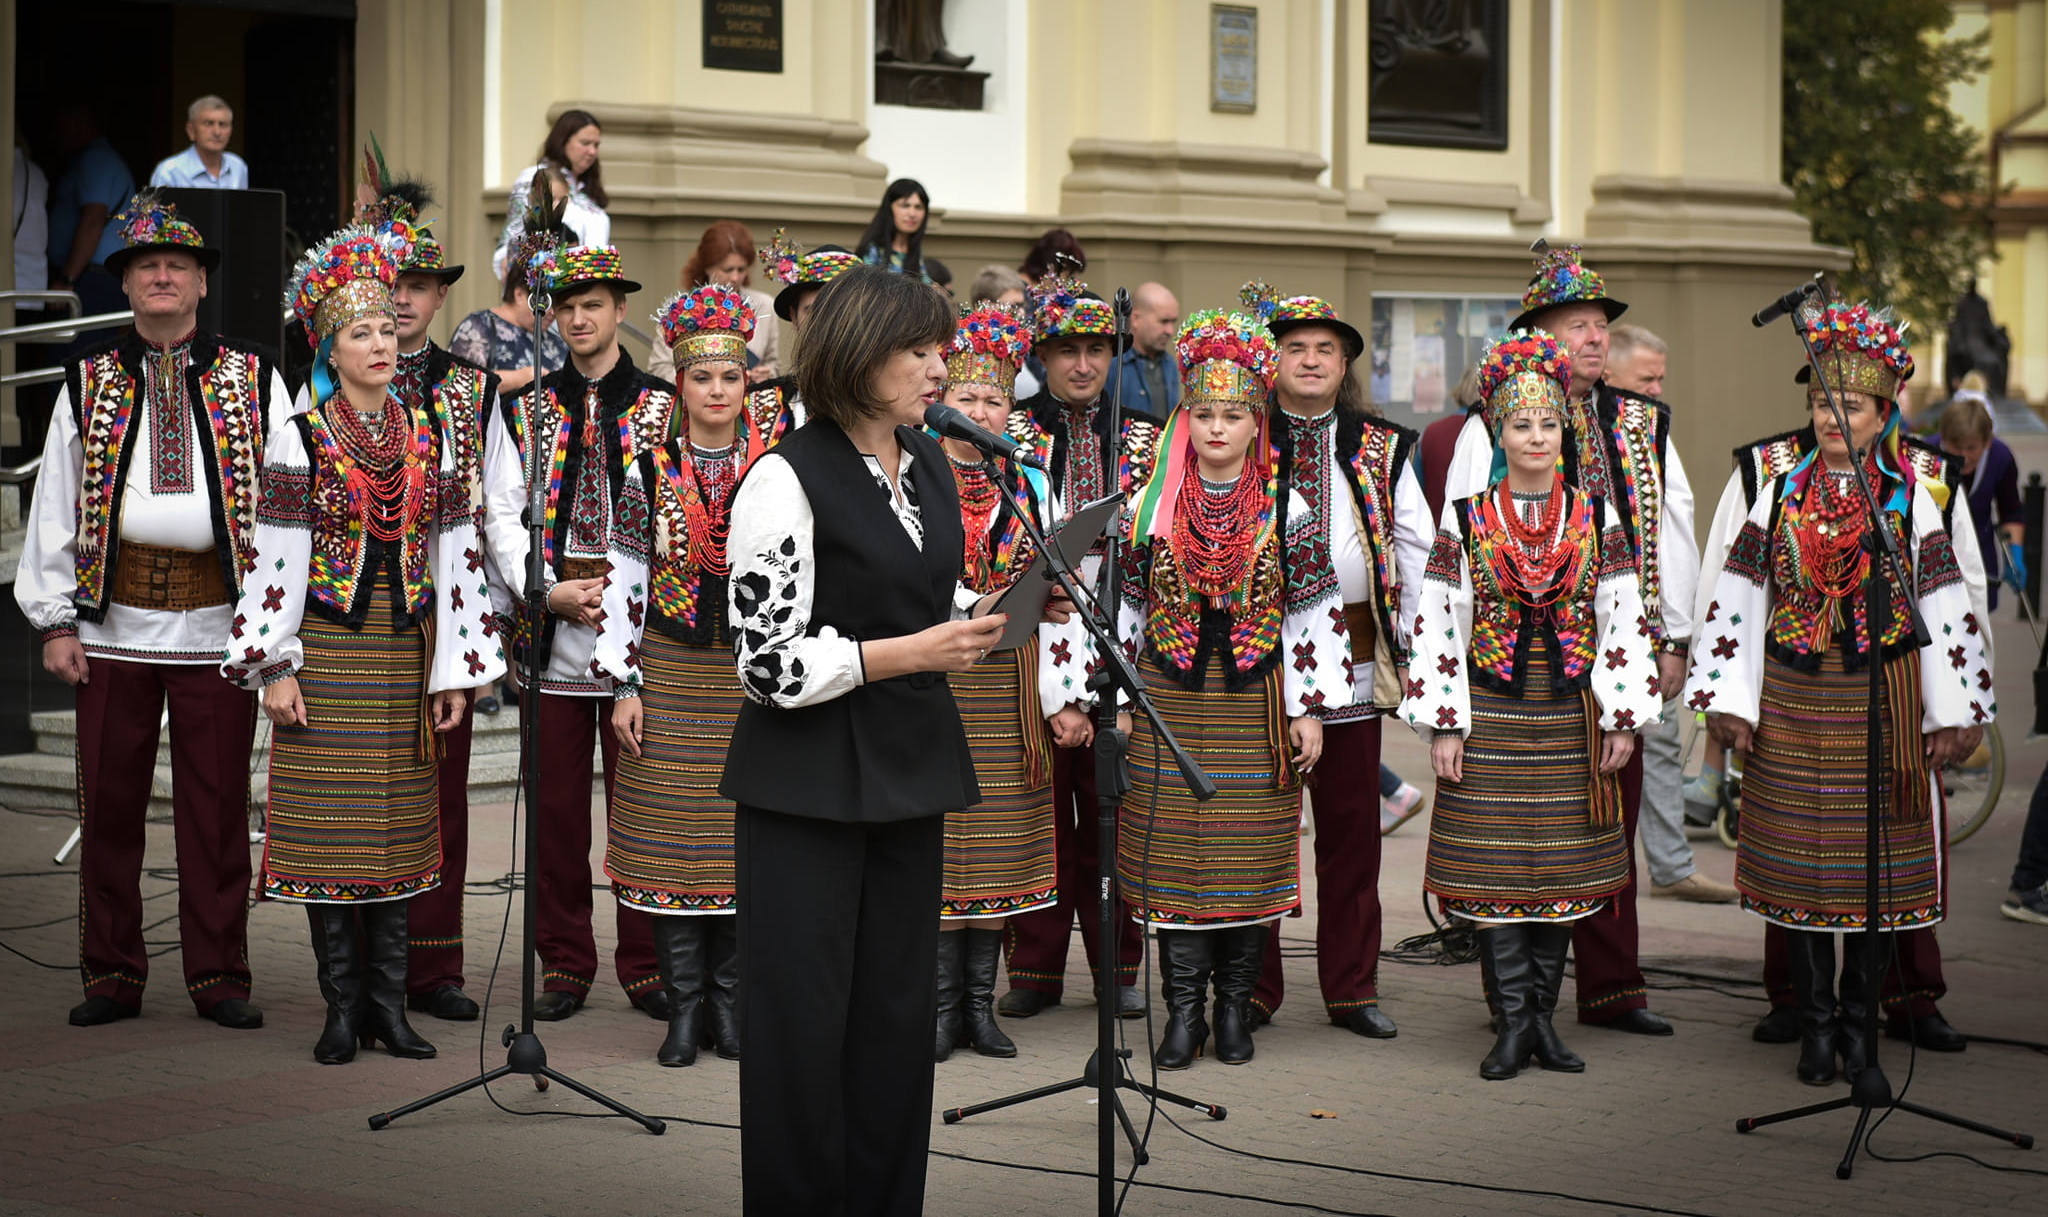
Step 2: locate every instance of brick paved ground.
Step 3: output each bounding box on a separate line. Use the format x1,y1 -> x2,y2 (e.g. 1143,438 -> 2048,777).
3,491 -> 2045,1215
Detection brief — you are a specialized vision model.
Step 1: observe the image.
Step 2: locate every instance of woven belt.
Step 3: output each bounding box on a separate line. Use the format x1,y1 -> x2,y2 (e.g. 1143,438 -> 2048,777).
110,542 -> 229,611
1343,602 -> 1377,664
559,557 -> 608,583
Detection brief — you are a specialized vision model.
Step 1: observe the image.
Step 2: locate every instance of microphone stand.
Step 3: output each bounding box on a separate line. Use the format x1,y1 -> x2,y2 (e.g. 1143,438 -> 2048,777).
942,292 -> 1224,1217
369,277 -> 663,1136
1734,306 -> 2028,1176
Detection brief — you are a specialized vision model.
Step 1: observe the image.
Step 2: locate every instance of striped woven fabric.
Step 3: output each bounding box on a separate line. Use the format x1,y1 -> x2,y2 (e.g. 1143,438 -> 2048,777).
606,629 -> 741,912
1735,650 -> 1943,930
1425,645 -> 1625,922
263,578 -> 440,903
1118,657 -> 1300,928
942,649 -> 1058,918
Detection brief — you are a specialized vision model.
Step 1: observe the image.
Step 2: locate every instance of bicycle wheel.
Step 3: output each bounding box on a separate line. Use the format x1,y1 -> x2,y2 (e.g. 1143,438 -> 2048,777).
1715,767 -> 1742,851
1944,722 -> 2005,845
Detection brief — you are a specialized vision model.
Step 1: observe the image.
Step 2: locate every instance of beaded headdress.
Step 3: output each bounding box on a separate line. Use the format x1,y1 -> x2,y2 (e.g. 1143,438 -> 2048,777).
1792,299 -> 1914,402
1476,329 -> 1572,438
528,244 -> 642,301
1027,275 -> 1119,348
1128,310 -> 1279,543
105,190 -> 218,274
653,283 -> 755,369
286,224 -> 407,346
1239,280 -> 1364,360
1511,239 -> 1627,332
760,228 -> 861,321
945,301 -> 1032,396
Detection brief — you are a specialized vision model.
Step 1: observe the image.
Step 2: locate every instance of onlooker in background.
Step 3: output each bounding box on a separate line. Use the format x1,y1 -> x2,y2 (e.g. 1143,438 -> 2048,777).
1939,377 -> 2024,609
492,109 -> 609,280
854,176 -> 931,281
647,220 -> 780,385
1606,322 -> 1734,904
450,237 -> 569,398
147,96 -> 248,190
1418,363 -> 1482,523
47,101 -> 135,322
1018,227 -> 1084,286
13,138 -> 48,298
1109,281 -> 1180,419
2002,761 -> 2048,924
926,256 -> 953,301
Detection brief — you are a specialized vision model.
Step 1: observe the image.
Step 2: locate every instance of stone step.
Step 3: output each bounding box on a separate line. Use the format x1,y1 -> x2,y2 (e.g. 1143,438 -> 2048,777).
30,705 -> 526,762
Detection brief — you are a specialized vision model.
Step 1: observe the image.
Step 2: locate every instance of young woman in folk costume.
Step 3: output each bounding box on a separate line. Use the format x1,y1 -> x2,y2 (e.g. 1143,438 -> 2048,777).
591,284 -> 767,1067
1401,329 -> 1659,1082
224,224 -> 505,1064
1683,301 -> 1991,1087
1116,309 -> 1346,1070
930,301 -> 1089,1062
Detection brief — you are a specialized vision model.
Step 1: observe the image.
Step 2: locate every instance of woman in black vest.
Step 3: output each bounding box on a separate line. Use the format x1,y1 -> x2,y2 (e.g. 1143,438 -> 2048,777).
720,266 -> 1014,1216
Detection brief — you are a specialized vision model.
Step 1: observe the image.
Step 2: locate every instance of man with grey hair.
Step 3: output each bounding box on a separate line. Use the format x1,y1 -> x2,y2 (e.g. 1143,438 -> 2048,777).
1606,322 -> 1735,904
148,96 -> 248,190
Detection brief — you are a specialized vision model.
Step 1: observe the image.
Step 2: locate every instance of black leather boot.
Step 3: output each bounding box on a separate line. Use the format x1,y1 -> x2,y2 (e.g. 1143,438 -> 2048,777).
1210,926 -> 1262,1066
1836,930 -> 1883,1083
1478,925 -> 1537,1080
933,930 -> 966,1063
961,929 -> 1017,1058
1527,923 -> 1584,1073
1786,929 -> 1838,1085
651,915 -> 706,1067
1153,930 -> 1213,1070
1475,922 -> 1502,1032
705,917 -> 741,1060
306,906 -> 363,1065
357,901 -> 436,1059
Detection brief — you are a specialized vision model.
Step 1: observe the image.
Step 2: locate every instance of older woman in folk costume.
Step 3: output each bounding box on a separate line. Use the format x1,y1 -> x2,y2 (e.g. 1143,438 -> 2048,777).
1683,301 -> 1991,1087
1402,330 -> 1660,1081
929,302 -> 1089,1062
225,224 -> 505,1064
1116,310 -> 1346,1070
590,284 -> 767,1067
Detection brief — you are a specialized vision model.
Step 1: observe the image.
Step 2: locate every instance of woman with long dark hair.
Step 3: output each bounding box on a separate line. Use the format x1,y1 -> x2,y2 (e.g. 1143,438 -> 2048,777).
855,177 -> 930,282
492,109 -> 610,279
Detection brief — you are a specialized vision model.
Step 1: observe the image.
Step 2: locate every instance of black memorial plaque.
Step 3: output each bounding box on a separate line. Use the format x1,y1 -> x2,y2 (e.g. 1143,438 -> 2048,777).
704,0 -> 784,74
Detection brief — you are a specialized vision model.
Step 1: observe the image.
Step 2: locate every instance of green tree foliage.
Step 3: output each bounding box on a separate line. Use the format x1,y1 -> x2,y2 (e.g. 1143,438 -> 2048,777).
1783,0 -> 1996,329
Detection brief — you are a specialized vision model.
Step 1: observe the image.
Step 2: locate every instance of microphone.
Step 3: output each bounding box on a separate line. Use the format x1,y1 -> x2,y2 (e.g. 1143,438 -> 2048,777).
1750,274 -> 1823,328
924,403 -> 1045,469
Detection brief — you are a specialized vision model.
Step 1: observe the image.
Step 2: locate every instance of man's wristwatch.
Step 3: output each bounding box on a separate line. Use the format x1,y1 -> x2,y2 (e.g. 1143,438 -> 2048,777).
1658,638 -> 1690,658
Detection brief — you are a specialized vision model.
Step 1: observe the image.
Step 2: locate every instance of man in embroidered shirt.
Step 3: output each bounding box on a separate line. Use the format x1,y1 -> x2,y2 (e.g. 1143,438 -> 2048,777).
147,96 -> 249,191
15,195 -> 288,1030
482,245 -> 674,1021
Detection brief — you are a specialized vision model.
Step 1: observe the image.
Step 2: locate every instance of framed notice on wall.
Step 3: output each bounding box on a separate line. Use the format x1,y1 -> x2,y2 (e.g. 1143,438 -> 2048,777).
1369,293 -> 1520,432
1211,5 -> 1257,113
703,0 -> 784,73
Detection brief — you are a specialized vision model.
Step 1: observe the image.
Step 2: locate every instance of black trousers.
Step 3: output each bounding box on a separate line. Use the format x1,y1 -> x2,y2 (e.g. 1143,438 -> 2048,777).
737,805 -> 943,1217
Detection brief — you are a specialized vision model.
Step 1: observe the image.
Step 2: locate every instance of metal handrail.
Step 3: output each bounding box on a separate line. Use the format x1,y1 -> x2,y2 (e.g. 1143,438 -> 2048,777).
1,368 -> 62,390
619,320 -> 654,351
0,456 -> 40,485
0,290 -> 82,316
0,309 -> 134,345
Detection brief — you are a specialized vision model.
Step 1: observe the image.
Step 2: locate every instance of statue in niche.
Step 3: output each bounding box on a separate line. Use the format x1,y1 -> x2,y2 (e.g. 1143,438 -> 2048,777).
875,0 -> 975,69
1945,277 -> 2011,399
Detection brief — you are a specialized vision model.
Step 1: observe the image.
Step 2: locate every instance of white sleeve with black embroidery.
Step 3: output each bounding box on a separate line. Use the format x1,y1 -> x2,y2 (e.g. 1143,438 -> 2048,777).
726,453 -> 866,709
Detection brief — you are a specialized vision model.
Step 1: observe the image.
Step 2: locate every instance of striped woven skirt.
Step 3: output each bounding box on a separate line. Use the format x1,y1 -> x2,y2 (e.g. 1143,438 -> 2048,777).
1424,645 -> 1627,922
262,578 -> 440,904
942,648 -> 1057,919
605,628 -> 741,913
1117,657 -> 1300,928
1734,650 -> 1943,930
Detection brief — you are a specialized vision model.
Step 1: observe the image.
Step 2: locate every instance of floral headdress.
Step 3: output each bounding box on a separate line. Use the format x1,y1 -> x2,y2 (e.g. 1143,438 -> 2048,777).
528,244 -> 641,301
945,301 -> 1032,396
1477,329 -> 1571,438
1511,238 -> 1626,331
1128,310 -> 1279,542
285,223 -> 408,408
105,189 -> 218,274
759,228 -> 861,321
1027,275 -> 1119,347
653,283 -> 755,369
1239,280 -> 1364,360
1793,299 -> 1914,402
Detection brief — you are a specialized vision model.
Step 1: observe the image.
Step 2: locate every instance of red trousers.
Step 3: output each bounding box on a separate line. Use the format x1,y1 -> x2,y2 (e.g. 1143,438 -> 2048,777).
75,657 -> 255,1013
407,709 -> 472,995
1761,923 -> 1948,1018
1254,717 -> 1383,1022
526,691 -> 657,1002
1003,740 -> 1141,994
1571,746 -> 1648,1023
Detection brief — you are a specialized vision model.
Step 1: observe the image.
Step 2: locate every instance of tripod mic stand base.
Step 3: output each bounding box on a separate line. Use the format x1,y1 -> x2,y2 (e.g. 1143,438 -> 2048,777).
1734,1061 -> 2031,1179
366,1025 -> 667,1135
940,1046 -> 1225,1162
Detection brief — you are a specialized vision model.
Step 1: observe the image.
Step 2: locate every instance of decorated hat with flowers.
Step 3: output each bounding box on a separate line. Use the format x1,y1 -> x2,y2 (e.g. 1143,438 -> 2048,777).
352,140 -> 465,285
1790,299 -> 1914,401
760,228 -> 862,321
286,224 -> 409,347
945,301 -> 1033,396
1175,308 -> 1278,407
653,283 -> 756,369
528,244 -> 642,302
1476,328 -> 1572,438
104,190 -> 219,276
1239,280 -> 1364,361
1027,274 -> 1124,350
1511,238 -> 1627,332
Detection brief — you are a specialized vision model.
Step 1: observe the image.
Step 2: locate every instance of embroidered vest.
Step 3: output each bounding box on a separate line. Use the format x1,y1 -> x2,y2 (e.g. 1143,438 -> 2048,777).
298,402 -> 440,625
1454,492 -> 1625,693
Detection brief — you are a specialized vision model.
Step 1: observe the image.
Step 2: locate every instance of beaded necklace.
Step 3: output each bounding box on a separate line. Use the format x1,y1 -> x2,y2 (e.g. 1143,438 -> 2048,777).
1481,479 -> 1583,609
677,440 -> 743,576
1171,470 -> 1264,601
329,392 -> 428,543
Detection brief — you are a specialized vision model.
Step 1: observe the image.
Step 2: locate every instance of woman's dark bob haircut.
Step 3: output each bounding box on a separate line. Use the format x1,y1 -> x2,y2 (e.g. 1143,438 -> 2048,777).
797,266 -> 955,428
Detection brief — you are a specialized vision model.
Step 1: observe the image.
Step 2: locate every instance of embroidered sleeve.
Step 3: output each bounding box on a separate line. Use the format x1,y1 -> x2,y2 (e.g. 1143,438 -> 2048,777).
1689,471 -> 1750,657
592,460 -> 653,694
427,420 -> 505,695
1679,484 -> 1775,727
1912,486 -> 1995,731
1389,461 -> 1434,664
1591,527 -> 1663,733
727,454 -> 864,709
14,388 -> 84,634
1400,504 -> 1474,739
1947,493 -> 1994,669
480,404 -> 532,622
1658,444 -> 1699,642
222,413 -> 314,689
1280,488 -> 1348,717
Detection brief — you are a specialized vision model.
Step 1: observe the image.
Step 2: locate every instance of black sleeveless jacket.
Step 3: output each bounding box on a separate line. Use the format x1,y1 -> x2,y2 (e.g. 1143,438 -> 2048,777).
719,420 -> 979,822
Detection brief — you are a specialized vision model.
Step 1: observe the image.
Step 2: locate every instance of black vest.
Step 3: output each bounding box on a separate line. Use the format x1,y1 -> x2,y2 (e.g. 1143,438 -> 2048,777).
719,420 -> 979,823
